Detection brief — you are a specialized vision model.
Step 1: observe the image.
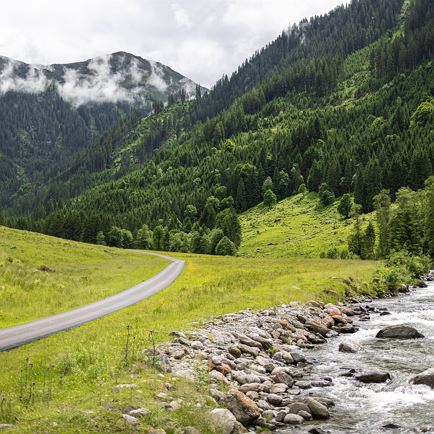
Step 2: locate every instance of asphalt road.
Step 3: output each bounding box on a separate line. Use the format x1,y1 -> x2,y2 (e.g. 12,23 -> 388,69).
0,252 -> 185,352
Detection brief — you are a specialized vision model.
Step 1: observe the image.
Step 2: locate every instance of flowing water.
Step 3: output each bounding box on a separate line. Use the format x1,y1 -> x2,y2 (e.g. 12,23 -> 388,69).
301,278 -> 434,433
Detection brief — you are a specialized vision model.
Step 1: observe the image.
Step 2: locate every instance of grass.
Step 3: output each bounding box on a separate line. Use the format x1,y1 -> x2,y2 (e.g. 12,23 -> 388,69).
0,239 -> 379,432
239,192 -> 373,258
0,226 -> 169,327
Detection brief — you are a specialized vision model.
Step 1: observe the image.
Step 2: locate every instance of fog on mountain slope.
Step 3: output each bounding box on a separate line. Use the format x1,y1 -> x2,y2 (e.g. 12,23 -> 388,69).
0,52 -> 204,106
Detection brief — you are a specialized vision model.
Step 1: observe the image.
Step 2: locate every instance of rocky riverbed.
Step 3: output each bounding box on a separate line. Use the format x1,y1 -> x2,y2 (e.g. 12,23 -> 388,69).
153,272 -> 434,434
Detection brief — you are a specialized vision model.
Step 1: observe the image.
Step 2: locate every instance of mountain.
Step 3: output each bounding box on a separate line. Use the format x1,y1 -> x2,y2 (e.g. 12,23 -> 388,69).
0,52 -> 205,208
0,52 -> 202,107
2,0 -> 434,259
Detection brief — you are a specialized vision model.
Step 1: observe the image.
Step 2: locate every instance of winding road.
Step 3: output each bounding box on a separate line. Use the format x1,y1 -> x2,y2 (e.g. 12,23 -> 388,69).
0,252 -> 185,352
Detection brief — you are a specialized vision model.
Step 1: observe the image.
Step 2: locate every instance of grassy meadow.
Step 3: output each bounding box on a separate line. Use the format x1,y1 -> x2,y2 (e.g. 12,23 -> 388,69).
0,229 -> 380,432
0,226 -> 169,327
239,193 -> 373,258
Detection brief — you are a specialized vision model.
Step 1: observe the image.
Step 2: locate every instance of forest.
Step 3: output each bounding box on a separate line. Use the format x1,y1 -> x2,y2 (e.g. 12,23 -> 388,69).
1,0 -> 433,259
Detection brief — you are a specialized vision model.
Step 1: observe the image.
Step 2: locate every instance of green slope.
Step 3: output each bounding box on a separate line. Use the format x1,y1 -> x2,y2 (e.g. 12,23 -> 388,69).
0,226 -> 169,327
240,193 -> 372,258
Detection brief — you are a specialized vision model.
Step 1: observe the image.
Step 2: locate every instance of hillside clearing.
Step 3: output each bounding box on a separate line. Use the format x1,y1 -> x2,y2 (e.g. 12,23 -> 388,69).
240,193 -> 373,258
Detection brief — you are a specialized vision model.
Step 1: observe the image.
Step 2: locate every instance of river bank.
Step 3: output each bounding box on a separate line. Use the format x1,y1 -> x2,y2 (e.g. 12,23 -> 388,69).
153,272 -> 434,434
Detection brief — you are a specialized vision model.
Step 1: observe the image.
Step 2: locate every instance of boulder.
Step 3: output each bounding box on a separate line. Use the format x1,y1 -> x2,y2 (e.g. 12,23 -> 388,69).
122,414 -> 139,426
305,398 -> 330,419
356,371 -> 391,384
226,389 -> 260,425
283,414 -> 305,425
339,341 -> 361,353
266,394 -> 283,406
305,320 -> 330,337
287,402 -> 311,415
376,325 -> 424,340
412,368 -> 434,389
128,407 -> 150,417
210,408 -> 237,434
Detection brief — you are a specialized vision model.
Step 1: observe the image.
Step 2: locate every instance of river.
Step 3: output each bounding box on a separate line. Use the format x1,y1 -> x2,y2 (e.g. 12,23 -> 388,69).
299,277 -> 434,433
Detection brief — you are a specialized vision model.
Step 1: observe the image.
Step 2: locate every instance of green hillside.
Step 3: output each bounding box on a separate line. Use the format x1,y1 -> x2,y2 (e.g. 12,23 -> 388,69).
0,226 -> 169,327
240,193 -> 372,258
4,0 -> 431,264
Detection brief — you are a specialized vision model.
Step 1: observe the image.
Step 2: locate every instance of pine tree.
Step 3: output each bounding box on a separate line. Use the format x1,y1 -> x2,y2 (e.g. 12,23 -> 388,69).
374,190 -> 391,258
337,194 -> 353,219
263,189 -> 277,208
96,231 -> 106,246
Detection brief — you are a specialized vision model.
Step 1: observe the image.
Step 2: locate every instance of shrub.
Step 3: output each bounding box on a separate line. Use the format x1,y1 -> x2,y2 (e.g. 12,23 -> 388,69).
215,236 -> 236,256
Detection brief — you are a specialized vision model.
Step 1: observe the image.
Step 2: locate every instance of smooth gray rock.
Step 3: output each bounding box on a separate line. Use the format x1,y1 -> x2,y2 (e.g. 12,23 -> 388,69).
356,371 -> 391,384
376,325 -> 424,340
339,340 -> 361,353
283,413 -> 304,425
412,368 -> 434,389
306,398 -> 330,419
210,408 -> 237,434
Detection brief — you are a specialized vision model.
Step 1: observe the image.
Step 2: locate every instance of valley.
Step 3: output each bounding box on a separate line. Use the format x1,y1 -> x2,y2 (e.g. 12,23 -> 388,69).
0,0 -> 433,432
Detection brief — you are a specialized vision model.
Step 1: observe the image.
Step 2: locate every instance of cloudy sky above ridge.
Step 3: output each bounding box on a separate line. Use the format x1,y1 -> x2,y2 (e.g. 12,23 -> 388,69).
0,0 -> 343,88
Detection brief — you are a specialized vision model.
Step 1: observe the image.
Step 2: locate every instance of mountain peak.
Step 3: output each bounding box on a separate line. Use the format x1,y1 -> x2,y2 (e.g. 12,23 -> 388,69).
0,52 -> 204,107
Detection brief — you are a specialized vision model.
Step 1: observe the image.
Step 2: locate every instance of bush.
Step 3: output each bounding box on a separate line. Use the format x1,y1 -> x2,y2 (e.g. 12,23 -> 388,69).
210,229 -> 224,254
263,189 -> 277,208
215,236 -> 236,256
337,194 -> 353,218
319,183 -> 335,206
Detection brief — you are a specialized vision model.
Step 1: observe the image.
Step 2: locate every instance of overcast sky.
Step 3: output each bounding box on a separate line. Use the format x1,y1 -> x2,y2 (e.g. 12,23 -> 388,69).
0,0 -> 344,88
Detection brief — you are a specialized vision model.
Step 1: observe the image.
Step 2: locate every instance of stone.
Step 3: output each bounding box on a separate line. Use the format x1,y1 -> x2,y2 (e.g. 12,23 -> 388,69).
376,325 -> 424,340
356,371 -> 391,384
233,373 -> 261,385
306,398 -> 330,419
183,427 -> 202,434
209,388 -> 226,402
383,422 -> 401,429
298,410 -> 313,420
305,320 -> 330,337
339,340 -> 361,353
210,408 -> 237,434
294,381 -> 311,389
226,389 -> 260,425
308,428 -> 328,434
290,351 -> 306,363
149,429 -> 166,434
229,346 -> 242,358
129,407 -> 151,417
287,402 -> 310,415
238,344 -> 260,357
171,348 -> 187,359
168,400 -> 181,411
239,383 -> 261,393
412,368 -> 434,389
246,391 -> 259,400
191,341 -> 204,350
283,413 -> 304,425
122,414 -> 139,426
271,370 -> 294,387
270,383 -> 288,394
266,394 -> 283,406
209,370 -> 229,383
114,383 -> 137,389
0,425 -> 13,430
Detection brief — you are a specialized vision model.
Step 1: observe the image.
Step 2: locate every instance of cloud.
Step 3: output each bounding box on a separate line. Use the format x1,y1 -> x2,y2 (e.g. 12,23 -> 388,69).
0,58 -> 49,94
172,4 -> 193,29
0,0 -> 344,88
